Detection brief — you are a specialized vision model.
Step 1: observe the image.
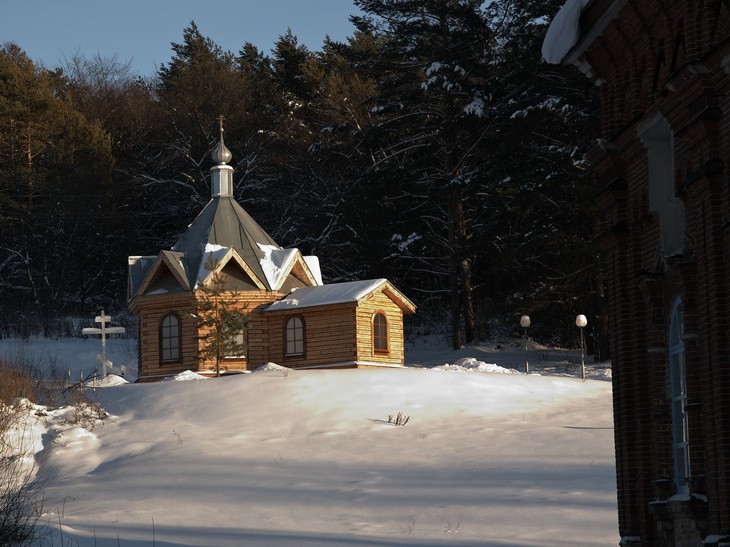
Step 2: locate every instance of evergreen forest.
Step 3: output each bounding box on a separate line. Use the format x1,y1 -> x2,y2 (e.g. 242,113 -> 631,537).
0,0 -> 606,353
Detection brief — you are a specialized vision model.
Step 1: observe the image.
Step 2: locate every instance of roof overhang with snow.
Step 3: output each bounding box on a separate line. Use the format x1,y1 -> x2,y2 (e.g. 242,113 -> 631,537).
257,244 -> 321,291
542,0 -> 628,69
263,279 -> 416,314
195,244 -> 268,291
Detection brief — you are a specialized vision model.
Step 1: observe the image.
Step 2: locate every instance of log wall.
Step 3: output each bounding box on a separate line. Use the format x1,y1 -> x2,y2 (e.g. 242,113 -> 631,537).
264,304 -> 357,368
132,289 -> 284,379
132,286 -> 408,378
355,291 -> 405,366
131,292 -> 198,380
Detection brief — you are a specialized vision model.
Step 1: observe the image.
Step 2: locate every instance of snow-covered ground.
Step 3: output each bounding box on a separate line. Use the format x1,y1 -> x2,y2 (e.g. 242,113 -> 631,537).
3,337 -> 618,546
0,333 -> 610,383
0,336 -> 137,382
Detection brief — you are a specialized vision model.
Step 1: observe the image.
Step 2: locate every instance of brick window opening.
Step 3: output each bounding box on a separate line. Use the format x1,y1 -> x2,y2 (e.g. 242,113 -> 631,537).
640,116 -> 684,257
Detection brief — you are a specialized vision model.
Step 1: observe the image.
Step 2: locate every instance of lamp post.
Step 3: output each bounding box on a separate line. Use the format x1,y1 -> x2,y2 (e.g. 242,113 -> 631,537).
520,315 -> 531,374
575,314 -> 588,381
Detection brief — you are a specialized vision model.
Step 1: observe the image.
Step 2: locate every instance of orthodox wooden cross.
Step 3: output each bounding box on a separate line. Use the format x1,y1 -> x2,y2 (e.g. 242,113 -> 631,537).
82,310 -> 126,378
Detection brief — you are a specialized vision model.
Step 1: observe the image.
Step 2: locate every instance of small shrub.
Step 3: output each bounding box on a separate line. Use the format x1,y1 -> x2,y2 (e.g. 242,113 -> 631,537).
0,404 -> 48,544
0,356 -> 38,404
60,376 -> 109,429
387,412 -> 410,427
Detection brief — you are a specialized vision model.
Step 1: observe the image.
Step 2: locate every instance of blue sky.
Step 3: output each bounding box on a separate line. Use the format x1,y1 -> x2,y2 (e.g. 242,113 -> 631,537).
0,0 -> 361,76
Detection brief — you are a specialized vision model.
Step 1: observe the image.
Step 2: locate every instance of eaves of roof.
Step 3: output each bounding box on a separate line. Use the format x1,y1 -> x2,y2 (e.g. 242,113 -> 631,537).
564,0 -> 629,65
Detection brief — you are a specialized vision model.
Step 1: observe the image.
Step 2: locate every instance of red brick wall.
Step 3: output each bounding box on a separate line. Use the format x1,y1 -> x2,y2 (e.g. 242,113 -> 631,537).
577,0 -> 730,542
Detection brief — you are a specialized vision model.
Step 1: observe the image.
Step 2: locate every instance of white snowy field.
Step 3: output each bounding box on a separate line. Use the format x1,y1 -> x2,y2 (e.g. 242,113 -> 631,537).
3,337 -> 618,546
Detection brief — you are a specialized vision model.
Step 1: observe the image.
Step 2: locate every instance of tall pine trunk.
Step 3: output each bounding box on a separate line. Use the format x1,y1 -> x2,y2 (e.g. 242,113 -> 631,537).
448,190 -> 463,349
454,197 -> 476,343
460,257 -> 476,343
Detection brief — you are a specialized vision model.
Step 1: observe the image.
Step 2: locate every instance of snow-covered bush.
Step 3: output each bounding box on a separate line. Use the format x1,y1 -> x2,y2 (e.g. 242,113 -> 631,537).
0,359 -> 49,544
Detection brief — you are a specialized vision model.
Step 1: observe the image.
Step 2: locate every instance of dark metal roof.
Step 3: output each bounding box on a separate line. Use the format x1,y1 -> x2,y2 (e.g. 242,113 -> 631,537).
127,255 -> 156,301
171,196 -> 281,289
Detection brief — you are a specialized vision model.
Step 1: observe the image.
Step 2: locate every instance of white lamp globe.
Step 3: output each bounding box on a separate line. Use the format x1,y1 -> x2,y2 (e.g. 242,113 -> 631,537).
520,315 -> 531,328
575,314 -> 588,328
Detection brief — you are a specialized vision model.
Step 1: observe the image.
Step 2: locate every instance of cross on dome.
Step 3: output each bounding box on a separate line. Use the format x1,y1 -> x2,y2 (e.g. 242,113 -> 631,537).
211,115 -> 232,165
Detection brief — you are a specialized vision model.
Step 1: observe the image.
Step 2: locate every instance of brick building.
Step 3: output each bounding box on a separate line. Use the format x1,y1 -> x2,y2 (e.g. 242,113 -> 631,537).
544,1 -> 729,545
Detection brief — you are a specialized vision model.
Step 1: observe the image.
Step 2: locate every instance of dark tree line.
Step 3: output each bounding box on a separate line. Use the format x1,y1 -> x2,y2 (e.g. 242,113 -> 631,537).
0,0 -> 605,352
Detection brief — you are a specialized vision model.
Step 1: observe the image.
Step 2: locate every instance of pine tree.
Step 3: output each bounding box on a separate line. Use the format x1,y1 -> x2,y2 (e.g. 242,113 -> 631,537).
0,44 -> 115,333
350,0 -> 499,348
193,259 -> 249,377
469,0 -> 601,345
271,29 -> 315,101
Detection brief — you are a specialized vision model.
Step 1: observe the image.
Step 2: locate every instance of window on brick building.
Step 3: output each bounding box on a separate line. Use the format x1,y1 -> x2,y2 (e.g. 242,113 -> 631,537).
639,116 -> 685,257
668,298 -> 690,494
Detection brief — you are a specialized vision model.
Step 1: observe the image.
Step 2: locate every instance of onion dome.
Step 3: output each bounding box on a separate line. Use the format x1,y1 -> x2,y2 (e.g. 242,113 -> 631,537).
211,114 -> 233,164
209,116 -> 234,197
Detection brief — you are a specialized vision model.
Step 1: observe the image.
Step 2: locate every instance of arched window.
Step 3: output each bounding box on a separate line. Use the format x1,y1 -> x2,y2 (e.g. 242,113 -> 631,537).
160,313 -> 181,362
373,312 -> 388,353
668,298 -> 690,494
285,316 -> 304,356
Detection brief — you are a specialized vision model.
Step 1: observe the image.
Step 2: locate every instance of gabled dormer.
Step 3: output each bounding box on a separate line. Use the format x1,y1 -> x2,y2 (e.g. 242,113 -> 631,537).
128,250 -> 190,300
194,244 -> 266,291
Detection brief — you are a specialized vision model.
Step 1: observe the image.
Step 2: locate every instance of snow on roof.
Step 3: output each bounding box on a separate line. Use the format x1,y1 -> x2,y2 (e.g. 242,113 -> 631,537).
303,255 -> 323,285
194,243 -> 231,288
257,244 -> 299,290
264,279 -> 387,312
171,196 -> 279,290
542,0 -> 590,64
